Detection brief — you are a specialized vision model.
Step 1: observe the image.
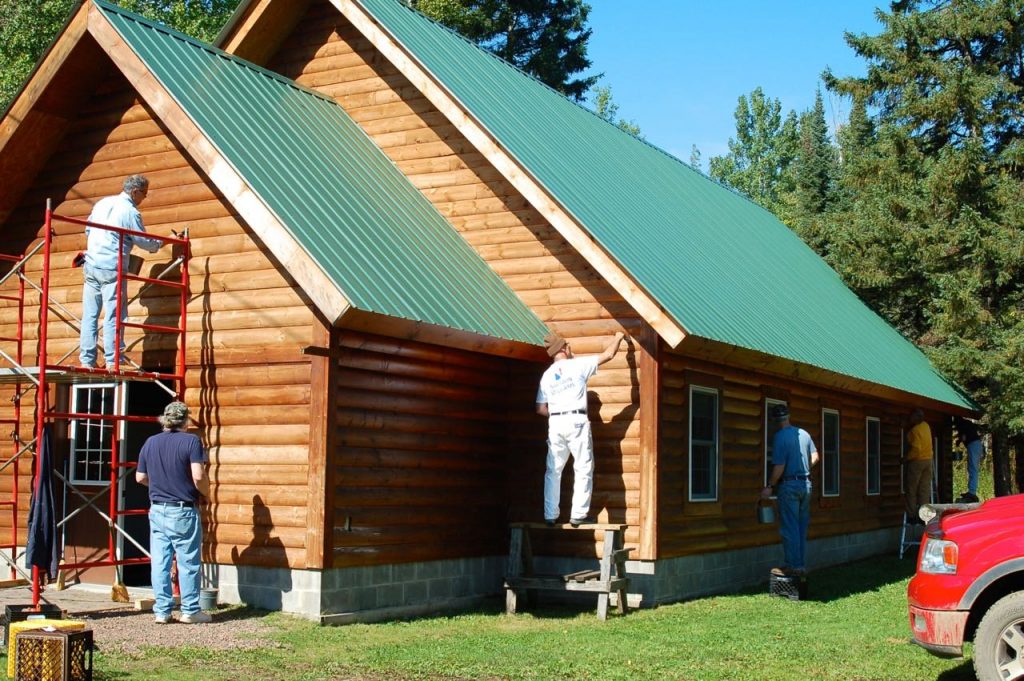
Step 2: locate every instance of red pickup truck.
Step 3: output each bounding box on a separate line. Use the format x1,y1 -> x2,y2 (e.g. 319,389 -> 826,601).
907,494 -> 1024,681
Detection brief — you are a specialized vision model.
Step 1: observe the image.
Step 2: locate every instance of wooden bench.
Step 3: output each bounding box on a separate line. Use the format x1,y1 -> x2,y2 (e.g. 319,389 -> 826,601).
504,522 -> 632,620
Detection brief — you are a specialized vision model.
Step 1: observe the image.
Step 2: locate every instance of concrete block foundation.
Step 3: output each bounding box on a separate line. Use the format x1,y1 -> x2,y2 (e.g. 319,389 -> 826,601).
210,527 -> 901,622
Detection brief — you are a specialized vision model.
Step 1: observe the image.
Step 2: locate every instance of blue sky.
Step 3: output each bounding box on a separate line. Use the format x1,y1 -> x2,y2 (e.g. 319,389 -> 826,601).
583,1 -> 885,167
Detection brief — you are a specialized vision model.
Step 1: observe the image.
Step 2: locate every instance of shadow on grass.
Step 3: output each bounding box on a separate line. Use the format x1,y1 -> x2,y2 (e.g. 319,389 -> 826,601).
935,659 -> 976,680
804,554 -> 918,602
728,553 -> 917,604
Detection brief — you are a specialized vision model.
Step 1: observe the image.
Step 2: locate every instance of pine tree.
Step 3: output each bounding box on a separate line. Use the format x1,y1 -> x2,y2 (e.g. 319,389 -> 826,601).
794,90 -> 836,217
414,0 -> 599,101
827,0 -> 1024,493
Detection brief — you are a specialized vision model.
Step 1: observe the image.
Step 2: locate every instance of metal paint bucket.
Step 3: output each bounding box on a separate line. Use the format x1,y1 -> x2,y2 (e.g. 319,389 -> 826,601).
757,498 -> 775,524
199,588 -> 218,611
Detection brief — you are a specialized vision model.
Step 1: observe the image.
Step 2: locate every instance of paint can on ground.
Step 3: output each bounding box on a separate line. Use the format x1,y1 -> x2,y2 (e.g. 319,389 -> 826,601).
199,588 -> 218,611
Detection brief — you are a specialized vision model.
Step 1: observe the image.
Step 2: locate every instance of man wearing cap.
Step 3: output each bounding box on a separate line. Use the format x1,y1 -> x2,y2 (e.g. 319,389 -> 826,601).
136,401 -> 211,623
761,404 -> 819,577
536,330 -> 626,526
954,416 -> 984,504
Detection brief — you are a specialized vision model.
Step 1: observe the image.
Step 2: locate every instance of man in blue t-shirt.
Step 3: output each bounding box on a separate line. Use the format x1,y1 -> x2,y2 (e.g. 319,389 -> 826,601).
761,404 -> 819,577
136,401 -> 210,623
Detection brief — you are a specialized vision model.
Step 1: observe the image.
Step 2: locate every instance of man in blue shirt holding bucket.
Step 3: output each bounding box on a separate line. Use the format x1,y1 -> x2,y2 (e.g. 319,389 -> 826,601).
761,404 -> 819,577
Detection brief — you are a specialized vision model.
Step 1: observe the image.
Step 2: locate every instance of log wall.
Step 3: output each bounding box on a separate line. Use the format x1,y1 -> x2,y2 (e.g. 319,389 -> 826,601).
659,345 -> 953,559
331,329 -> 541,567
267,1 -> 646,556
0,66 -> 321,570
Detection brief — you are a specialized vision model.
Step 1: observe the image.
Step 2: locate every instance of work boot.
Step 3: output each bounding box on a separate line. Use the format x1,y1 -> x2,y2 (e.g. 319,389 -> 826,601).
956,492 -> 979,503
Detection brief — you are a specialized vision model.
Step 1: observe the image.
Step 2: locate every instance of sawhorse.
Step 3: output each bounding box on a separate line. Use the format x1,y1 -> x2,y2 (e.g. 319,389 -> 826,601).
504,522 -> 631,620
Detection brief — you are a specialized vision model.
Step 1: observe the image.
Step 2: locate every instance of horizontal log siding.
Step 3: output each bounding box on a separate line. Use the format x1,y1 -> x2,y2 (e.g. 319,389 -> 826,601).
269,1 -> 645,558
0,72 -> 319,570
659,346 -> 952,559
331,330 -> 532,567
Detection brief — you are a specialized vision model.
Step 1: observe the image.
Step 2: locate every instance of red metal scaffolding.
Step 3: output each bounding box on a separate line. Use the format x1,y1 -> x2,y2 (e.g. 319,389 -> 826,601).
0,201 -> 191,607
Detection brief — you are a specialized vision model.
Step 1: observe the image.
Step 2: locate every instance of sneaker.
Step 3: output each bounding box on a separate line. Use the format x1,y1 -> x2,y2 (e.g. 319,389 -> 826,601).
544,518 -> 557,527
569,515 -> 597,528
154,614 -> 172,624
180,611 -> 212,624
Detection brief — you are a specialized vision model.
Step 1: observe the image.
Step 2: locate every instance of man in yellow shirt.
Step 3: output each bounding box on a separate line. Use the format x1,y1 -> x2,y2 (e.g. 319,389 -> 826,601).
905,408 -> 933,523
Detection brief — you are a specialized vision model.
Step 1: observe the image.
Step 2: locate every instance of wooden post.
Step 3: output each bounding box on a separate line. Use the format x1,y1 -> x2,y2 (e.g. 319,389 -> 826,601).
637,324 -> 659,560
596,528 -> 615,621
505,526 -> 524,615
304,322 -> 334,569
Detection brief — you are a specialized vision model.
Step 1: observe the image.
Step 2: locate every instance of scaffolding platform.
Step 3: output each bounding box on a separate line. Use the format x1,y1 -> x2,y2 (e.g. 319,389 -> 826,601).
0,367 -> 176,385
0,202 -> 191,608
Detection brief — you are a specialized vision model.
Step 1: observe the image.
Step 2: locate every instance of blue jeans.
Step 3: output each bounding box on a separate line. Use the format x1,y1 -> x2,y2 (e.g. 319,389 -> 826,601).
79,265 -> 126,366
966,440 -> 984,495
149,504 -> 202,617
777,483 -> 810,571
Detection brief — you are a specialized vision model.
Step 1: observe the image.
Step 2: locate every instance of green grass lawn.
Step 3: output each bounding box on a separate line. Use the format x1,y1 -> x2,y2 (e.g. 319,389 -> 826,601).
77,555 -> 979,681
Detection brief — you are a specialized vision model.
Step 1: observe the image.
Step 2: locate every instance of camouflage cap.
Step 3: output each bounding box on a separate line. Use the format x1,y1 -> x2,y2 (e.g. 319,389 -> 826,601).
159,401 -> 190,428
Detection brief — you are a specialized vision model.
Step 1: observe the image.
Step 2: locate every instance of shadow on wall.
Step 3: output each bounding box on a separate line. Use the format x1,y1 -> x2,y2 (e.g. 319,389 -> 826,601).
230,494 -> 292,610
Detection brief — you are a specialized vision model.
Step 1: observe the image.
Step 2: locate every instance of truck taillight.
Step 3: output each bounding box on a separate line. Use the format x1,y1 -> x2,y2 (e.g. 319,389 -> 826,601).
919,537 -> 958,574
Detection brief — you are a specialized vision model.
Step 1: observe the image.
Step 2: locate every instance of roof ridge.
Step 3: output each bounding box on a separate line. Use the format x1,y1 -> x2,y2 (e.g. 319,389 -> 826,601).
367,0 -> 772,220
92,0 -> 339,108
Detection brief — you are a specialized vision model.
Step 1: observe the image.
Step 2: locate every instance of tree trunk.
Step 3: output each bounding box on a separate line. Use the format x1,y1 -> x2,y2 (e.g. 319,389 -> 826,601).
992,430 -> 1013,497
1013,435 -> 1024,496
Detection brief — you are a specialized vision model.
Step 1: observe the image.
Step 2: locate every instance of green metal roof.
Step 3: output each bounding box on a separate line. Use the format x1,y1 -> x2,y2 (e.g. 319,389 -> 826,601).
353,0 -> 974,410
94,0 -> 547,346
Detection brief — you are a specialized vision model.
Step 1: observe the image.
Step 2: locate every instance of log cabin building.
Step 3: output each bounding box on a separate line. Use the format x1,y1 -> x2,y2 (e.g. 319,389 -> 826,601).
0,0 -> 976,622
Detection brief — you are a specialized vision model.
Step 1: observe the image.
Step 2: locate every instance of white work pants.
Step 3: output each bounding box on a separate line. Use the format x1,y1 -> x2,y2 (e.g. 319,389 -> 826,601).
544,415 -> 594,521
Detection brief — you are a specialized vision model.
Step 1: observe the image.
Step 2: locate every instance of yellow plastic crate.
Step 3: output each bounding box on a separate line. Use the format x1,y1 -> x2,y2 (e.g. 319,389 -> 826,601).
6,621 -> 85,679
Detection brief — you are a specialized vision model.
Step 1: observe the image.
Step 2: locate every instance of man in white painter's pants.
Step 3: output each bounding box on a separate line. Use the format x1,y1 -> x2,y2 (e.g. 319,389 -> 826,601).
535,330 -> 626,527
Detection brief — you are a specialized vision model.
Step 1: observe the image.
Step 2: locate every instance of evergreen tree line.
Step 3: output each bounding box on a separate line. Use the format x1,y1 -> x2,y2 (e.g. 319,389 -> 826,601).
707,0 -> 1024,495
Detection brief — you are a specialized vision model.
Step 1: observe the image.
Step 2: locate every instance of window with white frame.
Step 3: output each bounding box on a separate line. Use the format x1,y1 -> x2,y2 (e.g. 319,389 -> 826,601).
866,417 -> 881,495
821,409 -> 840,497
689,386 -> 719,502
70,384 -> 118,485
764,398 -> 788,487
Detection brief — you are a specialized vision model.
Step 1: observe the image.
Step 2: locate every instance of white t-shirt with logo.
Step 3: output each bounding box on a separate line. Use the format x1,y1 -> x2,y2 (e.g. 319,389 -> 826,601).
536,356 -> 600,414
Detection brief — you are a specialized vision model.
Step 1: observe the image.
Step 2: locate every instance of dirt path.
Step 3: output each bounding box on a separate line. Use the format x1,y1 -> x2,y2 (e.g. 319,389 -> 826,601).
0,584 -> 280,655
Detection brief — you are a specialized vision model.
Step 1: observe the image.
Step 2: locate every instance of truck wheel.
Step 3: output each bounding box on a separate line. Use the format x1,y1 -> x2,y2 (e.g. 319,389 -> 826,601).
975,591 -> 1024,681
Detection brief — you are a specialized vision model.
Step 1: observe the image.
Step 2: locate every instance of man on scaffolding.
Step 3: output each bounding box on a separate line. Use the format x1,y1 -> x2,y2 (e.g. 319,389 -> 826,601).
79,175 -> 163,369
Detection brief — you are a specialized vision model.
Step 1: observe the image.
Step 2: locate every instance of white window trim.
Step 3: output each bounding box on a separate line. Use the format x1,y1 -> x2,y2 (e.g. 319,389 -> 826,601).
865,416 -> 881,496
821,408 -> 841,497
688,385 -> 719,503
764,398 -> 788,490
69,383 -> 122,486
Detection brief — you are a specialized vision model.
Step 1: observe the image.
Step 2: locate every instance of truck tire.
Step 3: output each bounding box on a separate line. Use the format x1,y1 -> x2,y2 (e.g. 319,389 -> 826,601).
975,591 -> 1024,681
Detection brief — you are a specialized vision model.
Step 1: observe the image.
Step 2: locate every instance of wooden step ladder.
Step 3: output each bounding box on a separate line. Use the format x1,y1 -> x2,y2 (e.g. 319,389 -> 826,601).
504,522 -> 632,620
